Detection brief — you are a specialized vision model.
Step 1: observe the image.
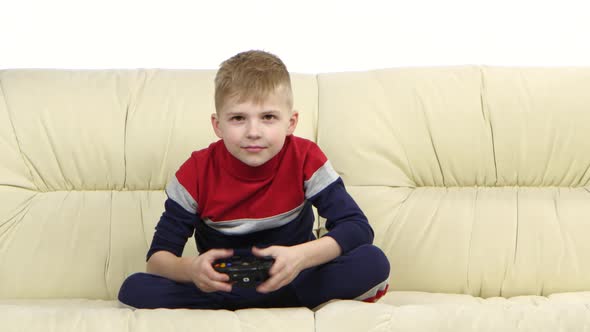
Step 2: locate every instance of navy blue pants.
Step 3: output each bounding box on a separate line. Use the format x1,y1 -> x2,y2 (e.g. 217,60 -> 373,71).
118,244 -> 390,310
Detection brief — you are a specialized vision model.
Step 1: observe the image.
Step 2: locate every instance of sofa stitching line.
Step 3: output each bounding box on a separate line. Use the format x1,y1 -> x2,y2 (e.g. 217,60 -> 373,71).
480,66 -> 499,186
0,72 -> 38,191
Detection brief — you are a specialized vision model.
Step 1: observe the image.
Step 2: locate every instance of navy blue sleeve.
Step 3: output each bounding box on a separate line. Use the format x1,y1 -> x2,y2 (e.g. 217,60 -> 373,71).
146,198 -> 197,261
308,178 -> 374,254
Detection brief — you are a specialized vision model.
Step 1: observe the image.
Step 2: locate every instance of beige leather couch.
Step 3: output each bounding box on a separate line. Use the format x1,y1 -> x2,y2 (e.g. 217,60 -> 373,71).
1,67 -> 590,331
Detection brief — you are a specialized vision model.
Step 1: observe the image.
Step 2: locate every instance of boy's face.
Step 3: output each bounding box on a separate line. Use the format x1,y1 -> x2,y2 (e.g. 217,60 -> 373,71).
211,88 -> 298,167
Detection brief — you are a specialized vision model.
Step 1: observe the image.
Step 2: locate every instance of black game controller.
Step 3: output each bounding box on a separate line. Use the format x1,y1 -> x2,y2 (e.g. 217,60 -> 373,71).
213,256 -> 275,288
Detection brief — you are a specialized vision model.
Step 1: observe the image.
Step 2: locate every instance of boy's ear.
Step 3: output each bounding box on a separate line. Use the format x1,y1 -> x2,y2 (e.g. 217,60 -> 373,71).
287,110 -> 299,135
211,113 -> 223,138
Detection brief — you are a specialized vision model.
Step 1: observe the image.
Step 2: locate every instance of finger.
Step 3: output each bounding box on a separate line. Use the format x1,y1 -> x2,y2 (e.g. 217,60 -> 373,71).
203,280 -> 232,293
256,279 -> 274,293
257,275 -> 285,293
267,259 -> 283,276
206,267 -> 230,282
207,248 -> 234,261
202,258 -> 231,282
252,246 -> 274,258
258,267 -> 288,293
212,280 -> 232,293
197,267 -> 232,292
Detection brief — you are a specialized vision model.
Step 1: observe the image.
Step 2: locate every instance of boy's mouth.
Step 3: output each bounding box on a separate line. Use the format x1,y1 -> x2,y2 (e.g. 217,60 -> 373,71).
243,146 -> 266,152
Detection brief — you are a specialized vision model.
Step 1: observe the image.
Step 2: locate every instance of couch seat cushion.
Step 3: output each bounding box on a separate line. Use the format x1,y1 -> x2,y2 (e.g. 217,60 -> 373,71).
315,291 -> 590,331
0,299 -> 314,332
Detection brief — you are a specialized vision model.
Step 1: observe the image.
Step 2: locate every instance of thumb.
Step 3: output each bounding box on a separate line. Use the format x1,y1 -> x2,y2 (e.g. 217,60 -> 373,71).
207,248 -> 234,262
252,246 -> 273,258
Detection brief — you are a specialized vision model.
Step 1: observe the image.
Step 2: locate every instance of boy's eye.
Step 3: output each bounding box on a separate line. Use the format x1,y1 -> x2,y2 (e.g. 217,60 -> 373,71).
263,114 -> 277,120
230,116 -> 245,121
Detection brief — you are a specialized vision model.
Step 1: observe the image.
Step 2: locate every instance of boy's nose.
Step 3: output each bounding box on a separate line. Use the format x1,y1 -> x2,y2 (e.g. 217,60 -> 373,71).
246,121 -> 262,139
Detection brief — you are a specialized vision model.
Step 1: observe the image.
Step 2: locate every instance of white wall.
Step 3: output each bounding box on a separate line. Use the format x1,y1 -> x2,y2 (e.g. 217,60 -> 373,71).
1,0 -> 589,73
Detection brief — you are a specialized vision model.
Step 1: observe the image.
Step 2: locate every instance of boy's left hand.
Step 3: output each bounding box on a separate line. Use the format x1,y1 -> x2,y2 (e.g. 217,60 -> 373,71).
252,245 -> 305,293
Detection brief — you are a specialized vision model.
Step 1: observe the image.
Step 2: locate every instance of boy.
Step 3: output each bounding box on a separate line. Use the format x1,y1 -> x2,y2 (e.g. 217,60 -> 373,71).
118,50 -> 390,310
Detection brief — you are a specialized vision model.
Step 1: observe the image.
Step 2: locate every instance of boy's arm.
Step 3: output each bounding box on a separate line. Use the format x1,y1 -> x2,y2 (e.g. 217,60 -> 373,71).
254,178 -> 371,293
283,172 -> 373,267
147,251 -> 196,282
262,176 -> 371,271
292,235 -> 341,269
301,142 -> 374,255
310,177 -> 374,254
146,198 -> 234,291
253,236 -> 341,293
146,198 -> 195,261
146,198 -> 196,279
148,249 -> 233,292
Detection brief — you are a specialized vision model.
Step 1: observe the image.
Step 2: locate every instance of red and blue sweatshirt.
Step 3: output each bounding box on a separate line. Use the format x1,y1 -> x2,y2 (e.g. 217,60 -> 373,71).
147,135 -> 374,260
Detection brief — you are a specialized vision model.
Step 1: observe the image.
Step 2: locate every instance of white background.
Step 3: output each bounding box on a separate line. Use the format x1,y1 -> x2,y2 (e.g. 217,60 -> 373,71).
1,0 -> 589,73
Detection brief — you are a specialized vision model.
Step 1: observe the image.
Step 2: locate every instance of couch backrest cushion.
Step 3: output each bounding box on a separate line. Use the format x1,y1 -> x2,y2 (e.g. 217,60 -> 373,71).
0,70 -> 318,299
317,66 -> 590,297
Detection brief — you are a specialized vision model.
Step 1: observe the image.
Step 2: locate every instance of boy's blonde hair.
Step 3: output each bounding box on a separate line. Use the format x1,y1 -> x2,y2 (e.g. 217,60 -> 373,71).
214,50 -> 293,112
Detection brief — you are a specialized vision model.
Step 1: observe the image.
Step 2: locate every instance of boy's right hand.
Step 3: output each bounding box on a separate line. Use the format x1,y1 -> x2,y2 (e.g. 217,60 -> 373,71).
187,248 -> 234,293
